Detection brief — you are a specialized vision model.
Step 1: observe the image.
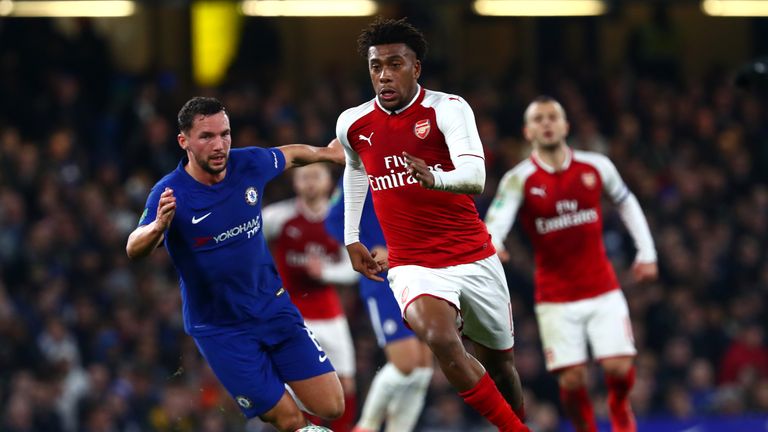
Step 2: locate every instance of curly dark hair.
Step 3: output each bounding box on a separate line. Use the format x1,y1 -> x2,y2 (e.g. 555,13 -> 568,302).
357,17 -> 428,61
177,97 -> 226,133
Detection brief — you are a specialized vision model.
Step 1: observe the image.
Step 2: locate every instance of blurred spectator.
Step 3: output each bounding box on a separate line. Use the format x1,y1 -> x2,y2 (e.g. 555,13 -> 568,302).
148,381 -> 197,432
719,322 -> 768,385
687,358 -> 717,413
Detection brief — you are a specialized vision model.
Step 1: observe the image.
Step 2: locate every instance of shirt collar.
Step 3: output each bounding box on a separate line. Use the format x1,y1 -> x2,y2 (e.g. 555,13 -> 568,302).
532,146 -> 572,173
375,85 -> 422,115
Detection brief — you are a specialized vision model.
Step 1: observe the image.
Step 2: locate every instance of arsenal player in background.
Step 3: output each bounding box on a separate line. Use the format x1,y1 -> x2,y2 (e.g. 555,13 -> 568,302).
485,96 -> 658,432
337,17 -> 529,432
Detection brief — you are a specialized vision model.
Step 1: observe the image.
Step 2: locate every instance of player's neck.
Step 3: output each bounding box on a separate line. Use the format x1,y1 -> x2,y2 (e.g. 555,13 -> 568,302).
535,143 -> 568,171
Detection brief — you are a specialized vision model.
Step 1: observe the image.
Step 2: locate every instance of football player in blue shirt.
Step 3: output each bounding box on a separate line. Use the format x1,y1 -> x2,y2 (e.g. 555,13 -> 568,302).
325,178 -> 433,432
126,97 -> 345,432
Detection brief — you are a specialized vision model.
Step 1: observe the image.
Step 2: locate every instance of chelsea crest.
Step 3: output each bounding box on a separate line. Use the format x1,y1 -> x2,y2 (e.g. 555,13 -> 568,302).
235,395 -> 253,409
245,187 -> 258,205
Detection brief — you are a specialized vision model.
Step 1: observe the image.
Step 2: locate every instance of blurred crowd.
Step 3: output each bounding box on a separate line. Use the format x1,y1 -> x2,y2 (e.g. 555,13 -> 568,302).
1,16 -> 768,432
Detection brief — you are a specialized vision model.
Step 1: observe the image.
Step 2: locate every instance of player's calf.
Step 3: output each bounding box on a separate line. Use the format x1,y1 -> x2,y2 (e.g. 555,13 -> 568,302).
474,344 -> 525,416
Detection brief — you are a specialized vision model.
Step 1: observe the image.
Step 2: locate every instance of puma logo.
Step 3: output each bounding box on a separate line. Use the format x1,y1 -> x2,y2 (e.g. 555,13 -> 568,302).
359,132 -> 374,146
530,186 -> 547,197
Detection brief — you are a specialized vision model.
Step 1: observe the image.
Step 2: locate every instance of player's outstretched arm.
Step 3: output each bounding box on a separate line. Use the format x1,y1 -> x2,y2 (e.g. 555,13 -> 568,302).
126,187 -> 176,259
614,189 -> 658,283
278,138 -> 345,169
592,152 -> 659,284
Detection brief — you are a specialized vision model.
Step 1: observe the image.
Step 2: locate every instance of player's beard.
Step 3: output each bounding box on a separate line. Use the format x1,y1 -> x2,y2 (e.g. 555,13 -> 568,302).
197,153 -> 227,175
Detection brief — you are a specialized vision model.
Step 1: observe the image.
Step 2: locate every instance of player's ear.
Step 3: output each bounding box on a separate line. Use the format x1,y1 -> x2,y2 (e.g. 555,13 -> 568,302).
564,121 -> 570,137
413,59 -> 421,80
177,133 -> 187,150
523,125 -> 532,141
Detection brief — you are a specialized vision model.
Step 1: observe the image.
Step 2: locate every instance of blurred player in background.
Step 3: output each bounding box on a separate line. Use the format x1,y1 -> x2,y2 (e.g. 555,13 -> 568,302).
126,97 -> 345,432
337,18 -> 529,432
263,164 -> 357,432
322,177 -> 433,432
485,96 -> 658,432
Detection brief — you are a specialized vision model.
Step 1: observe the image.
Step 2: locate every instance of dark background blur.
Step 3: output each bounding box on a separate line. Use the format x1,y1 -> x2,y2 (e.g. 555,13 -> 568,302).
1,1 -> 768,431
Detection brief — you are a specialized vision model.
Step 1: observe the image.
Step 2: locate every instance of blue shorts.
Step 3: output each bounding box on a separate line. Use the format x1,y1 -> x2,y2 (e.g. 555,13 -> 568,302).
359,276 -> 415,347
193,305 -> 335,418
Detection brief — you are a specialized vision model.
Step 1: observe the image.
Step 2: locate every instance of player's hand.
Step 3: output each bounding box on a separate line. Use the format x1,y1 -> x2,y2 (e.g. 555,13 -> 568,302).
153,187 -> 176,232
370,245 -> 389,271
632,261 -> 658,283
403,152 -> 435,188
346,242 -> 385,282
326,138 -> 346,165
497,249 -> 510,263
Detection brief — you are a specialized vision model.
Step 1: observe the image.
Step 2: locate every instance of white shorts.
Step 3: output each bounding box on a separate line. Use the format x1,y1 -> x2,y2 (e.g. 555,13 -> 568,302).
304,316 -> 356,377
535,290 -> 636,372
387,254 -> 514,350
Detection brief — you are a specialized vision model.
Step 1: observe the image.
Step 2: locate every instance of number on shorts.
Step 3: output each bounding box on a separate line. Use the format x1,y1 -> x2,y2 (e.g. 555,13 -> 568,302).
304,326 -> 324,352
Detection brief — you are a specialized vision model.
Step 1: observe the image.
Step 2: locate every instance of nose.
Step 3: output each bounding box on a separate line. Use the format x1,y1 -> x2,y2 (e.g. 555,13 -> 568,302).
378,67 -> 392,82
212,136 -> 227,151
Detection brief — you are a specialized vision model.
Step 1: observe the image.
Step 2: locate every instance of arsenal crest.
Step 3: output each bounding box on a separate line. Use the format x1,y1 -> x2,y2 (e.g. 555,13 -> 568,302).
581,172 -> 597,189
414,119 -> 431,139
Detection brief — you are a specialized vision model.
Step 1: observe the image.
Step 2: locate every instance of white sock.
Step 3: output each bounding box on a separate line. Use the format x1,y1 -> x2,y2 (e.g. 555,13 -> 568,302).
356,363 -> 409,430
384,367 -> 433,432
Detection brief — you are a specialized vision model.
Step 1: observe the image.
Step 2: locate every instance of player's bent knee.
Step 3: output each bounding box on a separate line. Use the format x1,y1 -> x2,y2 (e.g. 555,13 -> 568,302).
289,372 -> 344,420
601,356 -> 634,376
558,365 -> 587,389
386,338 -> 425,374
314,394 -> 345,420
391,358 -> 418,375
